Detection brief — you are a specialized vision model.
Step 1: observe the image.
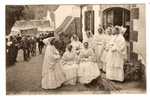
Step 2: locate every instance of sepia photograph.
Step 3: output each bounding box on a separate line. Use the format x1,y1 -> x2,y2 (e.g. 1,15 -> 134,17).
5,4 -> 146,95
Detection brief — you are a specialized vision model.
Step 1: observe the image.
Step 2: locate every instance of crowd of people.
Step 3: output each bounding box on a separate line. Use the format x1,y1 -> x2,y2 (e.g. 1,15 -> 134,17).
6,32 -> 53,66
41,24 -> 128,90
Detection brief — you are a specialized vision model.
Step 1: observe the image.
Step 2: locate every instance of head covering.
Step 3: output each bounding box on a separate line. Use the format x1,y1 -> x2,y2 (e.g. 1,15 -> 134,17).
98,27 -> 104,34
120,26 -> 127,35
114,25 -> 127,35
43,37 -> 56,46
105,27 -> 112,34
71,34 -> 79,42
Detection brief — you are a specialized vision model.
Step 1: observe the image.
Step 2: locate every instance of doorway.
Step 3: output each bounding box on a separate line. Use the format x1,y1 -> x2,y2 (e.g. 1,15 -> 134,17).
103,7 -> 130,41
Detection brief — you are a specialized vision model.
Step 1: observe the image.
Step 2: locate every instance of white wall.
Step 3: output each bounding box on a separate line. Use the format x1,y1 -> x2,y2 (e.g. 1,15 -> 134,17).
82,6 -> 87,42
132,4 -> 146,65
72,6 -> 80,17
81,4 -> 146,65
54,5 -> 80,28
93,5 -> 100,35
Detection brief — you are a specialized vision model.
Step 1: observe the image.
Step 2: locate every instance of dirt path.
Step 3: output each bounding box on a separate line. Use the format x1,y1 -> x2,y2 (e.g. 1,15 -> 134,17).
6,49 -> 146,95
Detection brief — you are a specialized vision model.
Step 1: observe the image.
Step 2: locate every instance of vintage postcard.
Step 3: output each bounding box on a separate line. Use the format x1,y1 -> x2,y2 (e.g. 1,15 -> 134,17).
5,4 -> 146,95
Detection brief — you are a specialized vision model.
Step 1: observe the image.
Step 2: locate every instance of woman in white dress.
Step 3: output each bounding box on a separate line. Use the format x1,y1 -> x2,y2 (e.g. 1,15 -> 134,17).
84,31 -> 94,49
70,34 -> 82,56
93,28 -> 105,70
106,27 -> 127,82
101,27 -> 113,73
41,37 -> 66,89
78,42 -> 100,84
61,44 -> 78,85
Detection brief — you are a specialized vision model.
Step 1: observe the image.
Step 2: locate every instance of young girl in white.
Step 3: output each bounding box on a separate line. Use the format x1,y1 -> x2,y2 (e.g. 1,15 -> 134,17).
70,34 -> 82,56
101,27 -> 113,73
93,28 -> 105,70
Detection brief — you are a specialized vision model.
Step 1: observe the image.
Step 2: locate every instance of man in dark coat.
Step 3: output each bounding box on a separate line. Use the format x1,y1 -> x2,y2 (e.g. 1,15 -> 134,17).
6,36 -> 15,65
37,35 -> 44,54
26,36 -> 31,59
30,36 -> 37,56
12,36 -> 19,63
22,36 -> 28,61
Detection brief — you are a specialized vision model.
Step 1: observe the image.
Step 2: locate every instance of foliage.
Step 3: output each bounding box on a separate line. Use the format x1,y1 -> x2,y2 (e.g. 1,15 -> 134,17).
6,5 -> 24,35
124,60 -> 146,82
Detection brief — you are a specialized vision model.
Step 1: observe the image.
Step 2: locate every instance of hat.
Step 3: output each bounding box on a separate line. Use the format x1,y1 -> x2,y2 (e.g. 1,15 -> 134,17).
47,37 -> 56,42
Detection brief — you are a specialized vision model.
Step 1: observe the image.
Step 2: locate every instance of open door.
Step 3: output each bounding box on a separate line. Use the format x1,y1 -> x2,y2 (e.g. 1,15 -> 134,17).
103,7 -> 130,41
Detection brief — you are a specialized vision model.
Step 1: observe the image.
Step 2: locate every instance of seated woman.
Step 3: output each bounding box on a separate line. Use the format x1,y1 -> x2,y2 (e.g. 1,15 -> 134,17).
61,44 -> 78,85
78,42 -> 100,84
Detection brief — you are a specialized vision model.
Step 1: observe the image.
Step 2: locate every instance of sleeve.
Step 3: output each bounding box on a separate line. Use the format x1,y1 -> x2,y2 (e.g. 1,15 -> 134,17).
113,36 -> 127,59
52,48 -> 60,60
116,36 -> 126,53
60,53 -> 67,65
43,38 -> 49,45
89,49 -> 97,62
78,50 -> 83,63
61,52 -> 68,61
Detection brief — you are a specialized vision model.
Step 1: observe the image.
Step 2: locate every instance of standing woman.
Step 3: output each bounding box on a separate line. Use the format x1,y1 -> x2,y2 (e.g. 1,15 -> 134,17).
84,31 -> 94,49
70,34 -> 82,55
41,37 -> 65,89
106,27 -> 127,82
93,28 -> 105,70
101,27 -> 113,73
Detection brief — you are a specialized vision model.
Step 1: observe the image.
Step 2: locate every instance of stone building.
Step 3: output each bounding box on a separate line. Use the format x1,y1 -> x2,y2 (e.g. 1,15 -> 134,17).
81,4 -> 146,65
52,4 -> 146,66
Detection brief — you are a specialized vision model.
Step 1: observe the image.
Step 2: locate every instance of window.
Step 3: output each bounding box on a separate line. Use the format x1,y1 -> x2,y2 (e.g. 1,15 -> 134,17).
84,10 -> 94,34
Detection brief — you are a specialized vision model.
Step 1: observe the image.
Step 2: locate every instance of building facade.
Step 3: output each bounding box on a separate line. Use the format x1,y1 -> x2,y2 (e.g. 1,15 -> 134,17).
81,4 -> 146,65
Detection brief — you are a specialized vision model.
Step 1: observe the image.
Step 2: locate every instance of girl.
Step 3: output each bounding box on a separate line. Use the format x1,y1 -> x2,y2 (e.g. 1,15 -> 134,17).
93,28 -> 105,70
70,34 -> 82,56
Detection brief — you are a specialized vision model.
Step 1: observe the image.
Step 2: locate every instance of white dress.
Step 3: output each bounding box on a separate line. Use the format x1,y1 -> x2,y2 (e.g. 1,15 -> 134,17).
93,34 -> 105,69
70,40 -> 82,55
87,37 -> 94,49
106,34 -> 127,82
61,51 -> 78,85
78,48 -> 100,84
101,34 -> 112,72
41,42 -> 65,89
16,49 -> 24,62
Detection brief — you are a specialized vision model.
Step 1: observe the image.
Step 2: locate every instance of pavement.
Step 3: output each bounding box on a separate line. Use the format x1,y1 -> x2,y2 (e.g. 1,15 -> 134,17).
6,49 -> 146,95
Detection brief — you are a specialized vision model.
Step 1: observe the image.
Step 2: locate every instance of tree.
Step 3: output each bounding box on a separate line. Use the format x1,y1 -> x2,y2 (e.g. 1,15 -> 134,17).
21,5 -> 35,20
6,5 -> 24,35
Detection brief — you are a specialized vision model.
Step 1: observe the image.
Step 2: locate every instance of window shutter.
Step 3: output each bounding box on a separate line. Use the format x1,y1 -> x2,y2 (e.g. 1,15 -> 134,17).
84,10 -> 94,34
91,11 -> 94,34
131,8 -> 139,19
130,31 -> 138,42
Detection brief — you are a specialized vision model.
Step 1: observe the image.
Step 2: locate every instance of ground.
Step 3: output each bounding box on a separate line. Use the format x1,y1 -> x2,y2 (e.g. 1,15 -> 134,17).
6,48 -> 146,95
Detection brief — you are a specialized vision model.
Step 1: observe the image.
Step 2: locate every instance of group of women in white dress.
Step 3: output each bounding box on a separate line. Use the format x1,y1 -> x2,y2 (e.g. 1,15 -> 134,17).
41,25 -> 127,89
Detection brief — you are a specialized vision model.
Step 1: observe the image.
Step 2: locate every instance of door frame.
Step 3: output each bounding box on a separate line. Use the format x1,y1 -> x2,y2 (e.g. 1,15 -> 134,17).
102,7 -> 131,61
